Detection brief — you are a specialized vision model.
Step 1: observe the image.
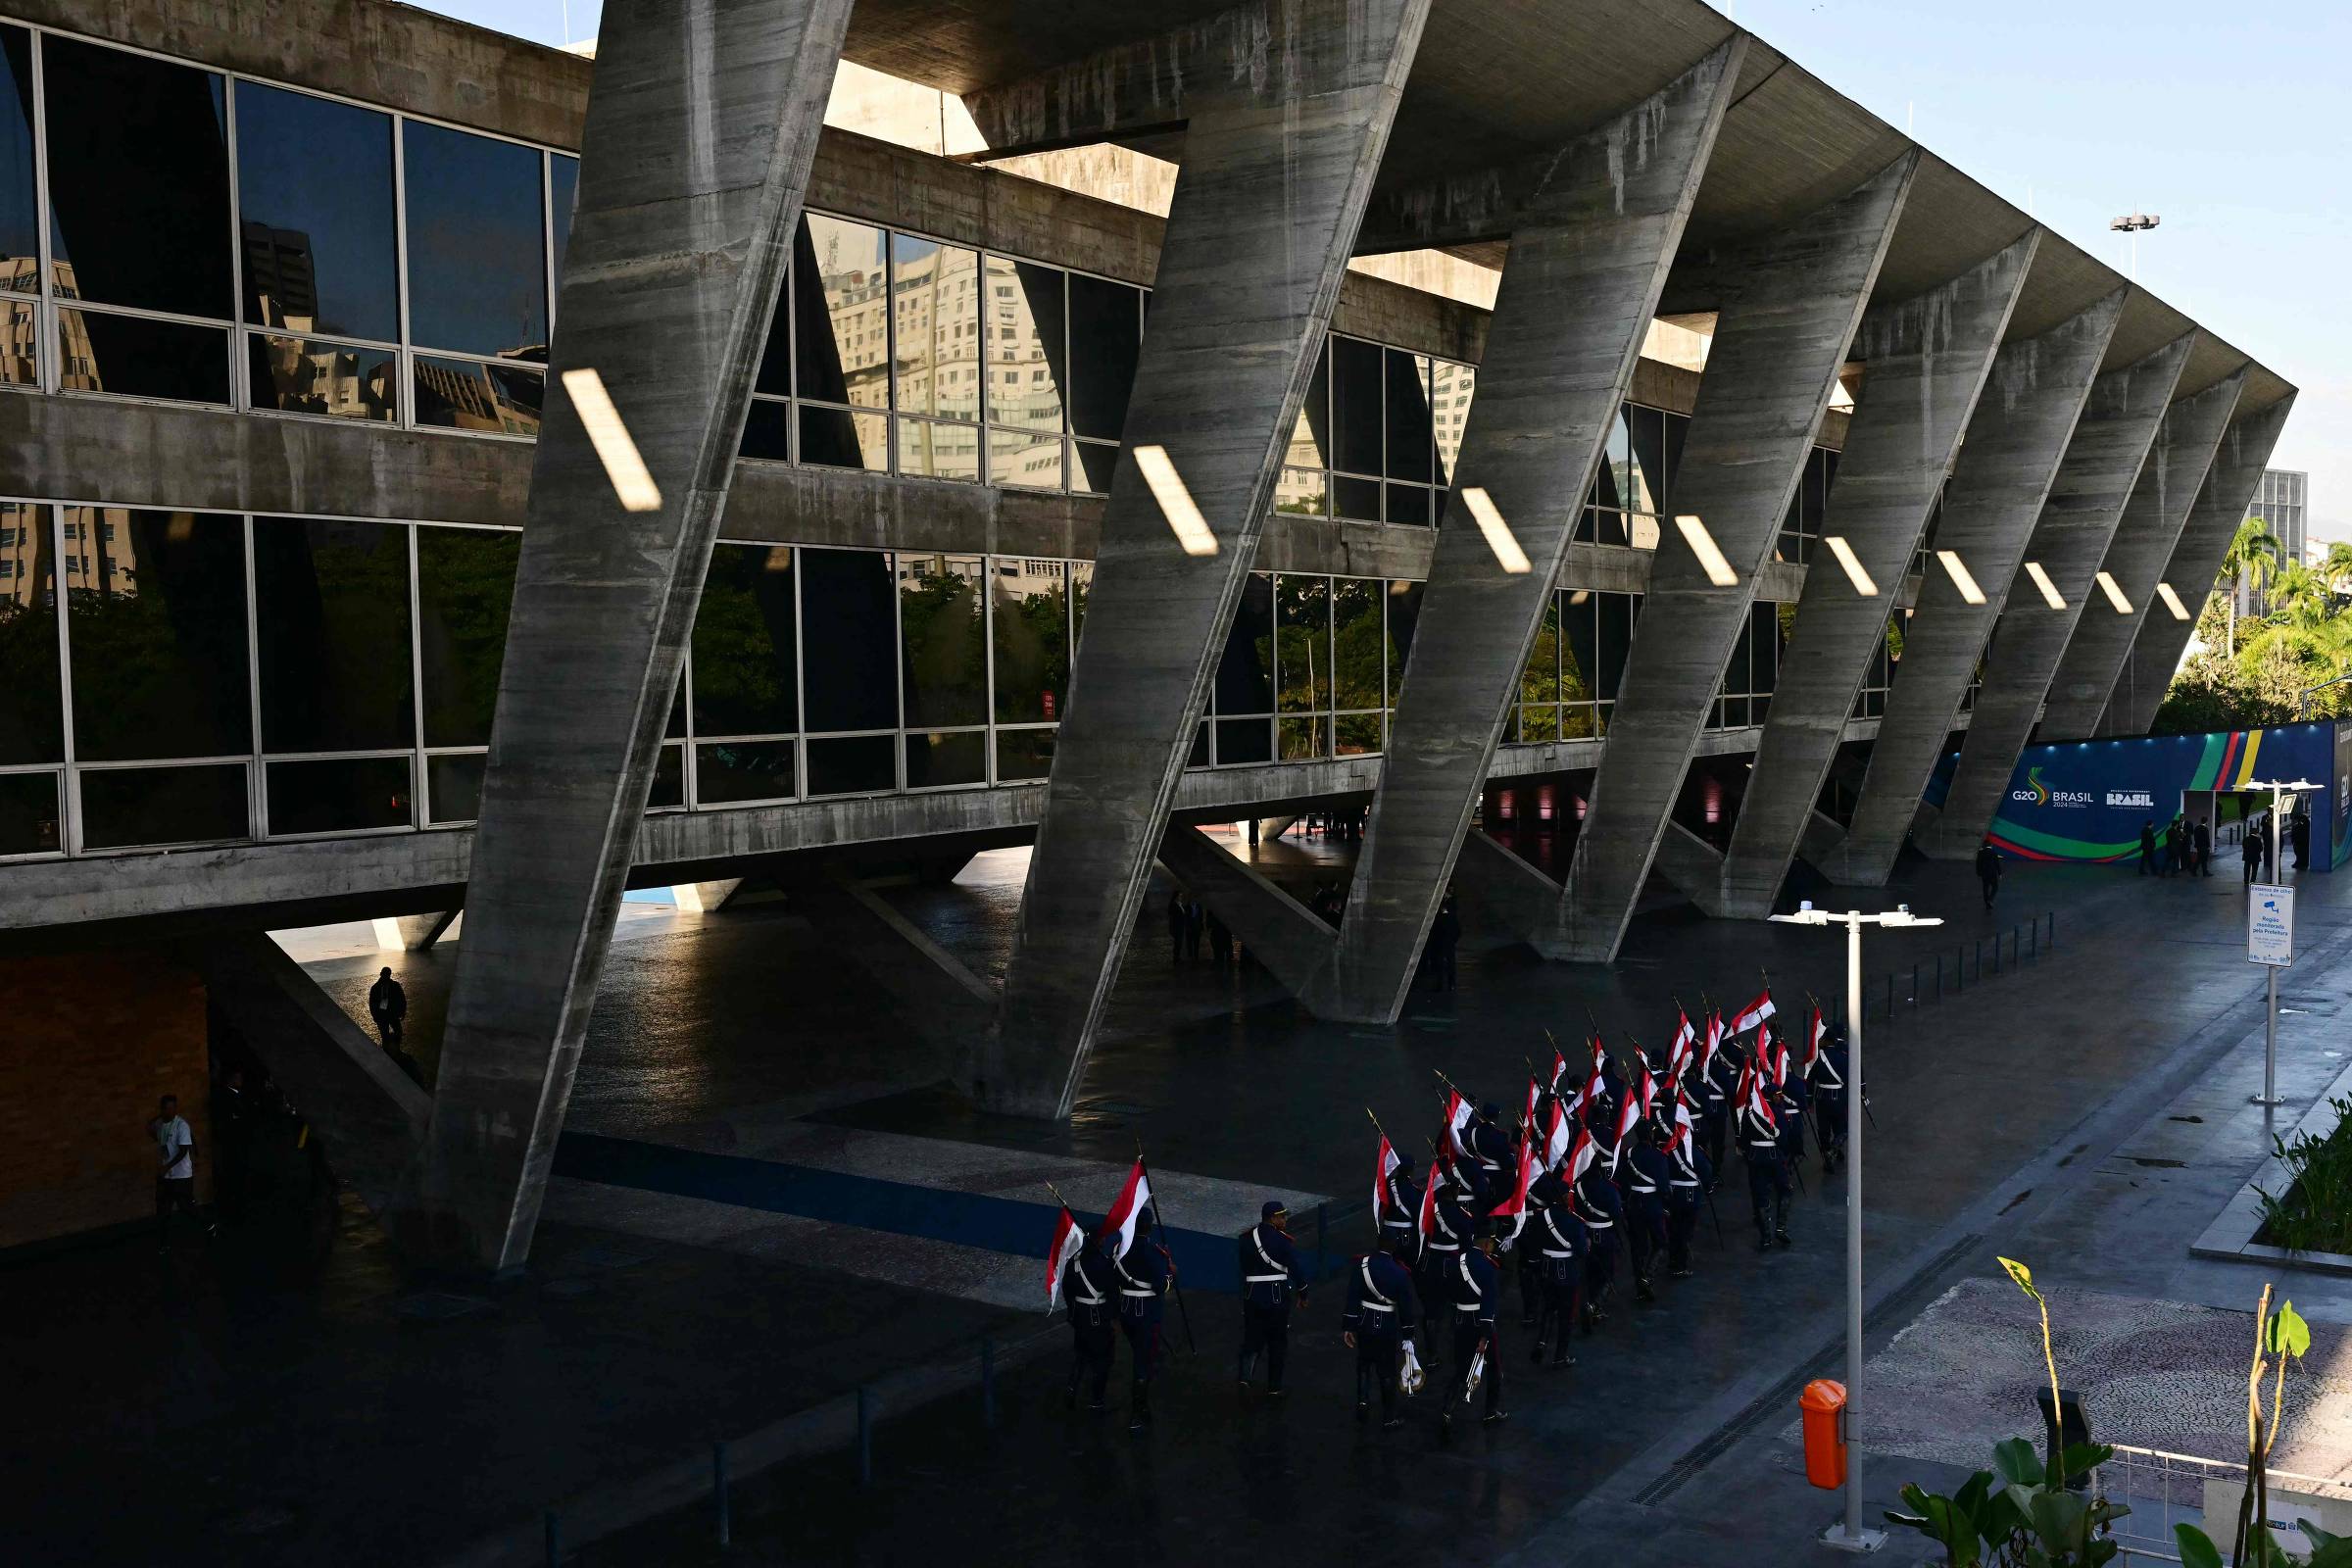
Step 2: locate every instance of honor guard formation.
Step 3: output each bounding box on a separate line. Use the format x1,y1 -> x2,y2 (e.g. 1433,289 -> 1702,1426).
1047,983 -> 1855,1435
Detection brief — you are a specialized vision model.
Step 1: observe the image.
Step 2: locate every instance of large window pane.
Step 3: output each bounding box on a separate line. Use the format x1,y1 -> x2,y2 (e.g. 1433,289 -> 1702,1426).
891,235 -> 979,421
800,547 -> 897,733
44,38 -> 229,318
0,501 -> 60,764
402,121 -> 546,357
413,354 -> 542,437
248,334 -> 396,421
253,516 -> 413,752
897,416 -> 979,481
793,214 -> 889,410
0,27 -> 38,293
1330,336 -> 1382,476
897,553 -> 985,728
991,559 -> 1067,724
692,542 -> 798,737
799,405 -> 886,469
996,727 -> 1055,783
1333,578 -> 1382,713
416,525 -> 518,749
1521,593 -> 1560,711
1627,404 -> 1666,515
989,431 -> 1065,490
426,752 -> 483,824
1275,574 -> 1331,713
66,508 -> 249,761
1383,350 -> 1433,483
0,297 -> 31,383
0,769 -> 59,854
1598,590 -> 1635,702
695,739 -> 796,805
234,82 -> 397,341
1066,273 -> 1139,441
80,762 -> 247,849
1216,717 -> 1271,766
1213,571 -> 1274,717
549,154 -> 578,285
61,311 -> 229,405
266,755 -> 410,835
807,733 -> 894,796
1561,589 -> 1597,704
906,729 -> 985,789
986,256 -> 1064,432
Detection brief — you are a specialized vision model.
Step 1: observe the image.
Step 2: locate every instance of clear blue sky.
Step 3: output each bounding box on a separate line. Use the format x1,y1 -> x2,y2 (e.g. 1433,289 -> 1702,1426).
425,0 -> 2349,543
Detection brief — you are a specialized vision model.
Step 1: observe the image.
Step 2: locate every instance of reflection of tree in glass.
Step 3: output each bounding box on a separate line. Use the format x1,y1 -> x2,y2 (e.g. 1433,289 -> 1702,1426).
1334,584 -> 1384,711
690,545 -> 796,736
416,527 -> 517,749
991,584 -> 1068,723
898,570 -> 986,726
68,512 -> 251,761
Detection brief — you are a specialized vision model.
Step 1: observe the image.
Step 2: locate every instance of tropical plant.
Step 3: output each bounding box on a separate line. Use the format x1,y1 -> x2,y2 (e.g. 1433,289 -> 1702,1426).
2254,1097 -> 2352,1255
1886,1438 -> 2126,1566
2320,539 -> 2352,595
2168,1288 -> 2322,1567
2222,518 -> 2283,658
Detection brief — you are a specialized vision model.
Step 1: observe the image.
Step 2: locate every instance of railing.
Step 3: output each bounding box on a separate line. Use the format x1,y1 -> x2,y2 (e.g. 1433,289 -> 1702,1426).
1836,909 -> 2057,1027
2092,1444 -> 2352,1563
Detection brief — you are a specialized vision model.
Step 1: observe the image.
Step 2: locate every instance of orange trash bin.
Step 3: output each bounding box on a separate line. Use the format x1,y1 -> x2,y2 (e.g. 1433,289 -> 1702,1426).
1800,1379 -> 1847,1490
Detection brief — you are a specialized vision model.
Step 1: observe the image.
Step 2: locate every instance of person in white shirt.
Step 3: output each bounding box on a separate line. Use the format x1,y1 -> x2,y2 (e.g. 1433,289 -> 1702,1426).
150,1095 -> 199,1249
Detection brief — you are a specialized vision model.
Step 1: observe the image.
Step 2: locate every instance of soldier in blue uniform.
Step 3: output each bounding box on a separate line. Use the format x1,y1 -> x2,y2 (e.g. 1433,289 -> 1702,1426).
1342,1236 -> 1420,1429
1379,1152 -> 1420,1253
1436,1227 -> 1507,1432
1664,1119 -> 1713,1278
1416,1172 -> 1473,1368
1776,1068 -> 1810,1185
1740,1091 -> 1790,1251
1060,1226 -> 1119,1411
1620,1117 -> 1672,1303
1573,1154 -> 1622,1330
1700,1044 -> 1736,1174
1237,1200 -> 1307,1396
1109,1211 -> 1174,1429
1467,1102 -> 1513,1200
1810,1029 -> 1850,1174
1523,1171 -> 1583,1369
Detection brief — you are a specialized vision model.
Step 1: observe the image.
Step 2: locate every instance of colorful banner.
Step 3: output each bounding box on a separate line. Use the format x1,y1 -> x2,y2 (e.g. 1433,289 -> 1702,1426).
1926,722 -> 2339,866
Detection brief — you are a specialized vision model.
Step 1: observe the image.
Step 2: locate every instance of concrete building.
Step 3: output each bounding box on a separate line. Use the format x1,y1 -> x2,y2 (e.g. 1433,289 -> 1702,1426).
0,0 -> 2292,1272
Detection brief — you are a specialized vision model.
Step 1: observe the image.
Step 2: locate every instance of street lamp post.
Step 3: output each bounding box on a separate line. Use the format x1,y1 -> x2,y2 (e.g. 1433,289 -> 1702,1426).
1769,900 -> 1944,1554
2242,778 -> 2322,1106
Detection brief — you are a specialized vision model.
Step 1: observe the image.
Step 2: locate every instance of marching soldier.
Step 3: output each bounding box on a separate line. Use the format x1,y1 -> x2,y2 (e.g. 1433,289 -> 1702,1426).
1523,1171 -> 1583,1369
1664,1117 -> 1714,1278
1437,1226 -> 1507,1432
1620,1118 -> 1672,1303
1700,1041 -> 1737,1173
1060,1226 -> 1119,1411
1810,1027 -> 1850,1174
1573,1152 -> 1622,1329
1380,1151 -> 1421,1252
1467,1102 -> 1513,1198
1343,1236 -> 1420,1429
1109,1210 -> 1174,1429
1237,1200 -> 1307,1396
1776,1067 -> 1810,1181
1417,1171 -> 1474,1366
1740,1082 -> 1791,1251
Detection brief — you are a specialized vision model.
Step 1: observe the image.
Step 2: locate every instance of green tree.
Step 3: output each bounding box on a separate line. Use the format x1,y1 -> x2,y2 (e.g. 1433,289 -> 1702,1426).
2221,516 -> 2282,657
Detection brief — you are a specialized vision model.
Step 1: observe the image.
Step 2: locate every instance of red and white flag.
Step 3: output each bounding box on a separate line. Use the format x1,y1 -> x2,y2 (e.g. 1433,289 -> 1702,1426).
1638,1063 -> 1659,1121
1521,1076 -> 1542,1136
1609,1088 -> 1642,1168
1768,1030 -> 1791,1089
1416,1160 -> 1443,1239
1800,1006 -> 1826,1075
1046,1205 -> 1087,1307
1670,1010 -> 1696,1068
1100,1157 -> 1153,1260
1490,1139 -> 1538,1232
1540,1099 -> 1573,1171
1590,1033 -> 1609,1075
1670,1100 -> 1696,1158
1730,988 -> 1777,1036
1548,1048 -> 1569,1093
1442,1090 -> 1475,1160
1739,1061 -> 1778,1131
1564,1124 -> 1598,1186
1697,1011 -> 1724,1082
1372,1134 -> 1402,1221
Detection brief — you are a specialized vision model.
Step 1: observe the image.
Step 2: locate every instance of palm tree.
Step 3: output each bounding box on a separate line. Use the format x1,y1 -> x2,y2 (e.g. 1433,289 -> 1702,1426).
2322,539 -> 2352,595
2220,516 -> 2281,657
2269,560 -> 2332,629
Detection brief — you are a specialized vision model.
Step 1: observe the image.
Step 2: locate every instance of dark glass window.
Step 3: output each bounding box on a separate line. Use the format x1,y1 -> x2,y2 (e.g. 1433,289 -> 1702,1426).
1627,405 -> 1666,515
413,355 -> 542,437
1332,578 -> 1382,712
0,501 -> 60,764
799,547 -> 897,732
44,39 -> 229,318
1385,483 -> 1429,527
233,83 -> 397,340
0,768 -> 59,854
1213,571 -> 1274,717
0,27 -> 38,293
249,335 -> 396,421
892,235 -> 979,420
80,762 -> 247,849
691,542 -> 798,737
1067,274 -> 1139,441
549,154 -> 578,287
253,516 -> 413,753
416,525 -> 518,749
798,405 -> 886,470
402,121 -> 546,357
647,743 -> 685,809
267,755 -> 410,835
61,311 -> 229,405
1598,591 -> 1635,702
1330,336 -> 1383,475
906,729 -> 985,789
426,752 -> 483,824
898,554 -> 985,727
807,733 -> 894,796
1561,590 -> 1597,704
738,398 -> 792,461
1216,717 -> 1271,766
1275,574 -> 1330,713
1383,350 -> 1433,483
66,509 -> 249,761
991,560 -> 1067,724
695,740 -> 795,805
996,727 -> 1055,783
792,214 -> 888,409
1073,440 -> 1119,494
1664,413 -> 1690,498
1333,475 -> 1383,524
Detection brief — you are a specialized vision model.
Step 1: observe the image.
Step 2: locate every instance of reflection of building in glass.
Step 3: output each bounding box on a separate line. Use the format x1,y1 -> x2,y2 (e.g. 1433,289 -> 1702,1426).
241,221 -> 318,331
59,505 -> 134,595
414,356 -> 543,436
811,218 -> 891,411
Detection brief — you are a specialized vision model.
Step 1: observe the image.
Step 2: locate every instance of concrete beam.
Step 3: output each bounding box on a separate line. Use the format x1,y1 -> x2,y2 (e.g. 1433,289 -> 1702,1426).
1449,827 -> 1569,947
1693,232 -> 2036,917
405,0 -> 855,1276
2039,369 -> 2245,739
980,0 -> 1431,1118
670,881 -> 746,914
1298,46 -> 1743,1021
1924,332 -> 2193,858
373,910 -> 460,952
1154,826 -> 1337,999
1553,153 -> 1918,962
1826,291 -> 2127,885
2103,396 -> 2297,736
199,934 -> 431,1213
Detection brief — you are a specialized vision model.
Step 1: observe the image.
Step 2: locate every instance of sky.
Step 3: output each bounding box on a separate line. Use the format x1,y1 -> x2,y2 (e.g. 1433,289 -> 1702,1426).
424,0 -> 2352,544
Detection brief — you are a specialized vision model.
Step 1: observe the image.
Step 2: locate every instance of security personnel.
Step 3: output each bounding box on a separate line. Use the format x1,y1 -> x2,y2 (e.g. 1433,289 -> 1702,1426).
1573,1155 -> 1622,1329
1343,1237 -> 1420,1429
1523,1172 -> 1583,1369
1417,1173 -> 1474,1367
1379,1152 -> 1421,1252
1740,1088 -> 1791,1251
1437,1226 -> 1507,1431
1060,1227 -> 1119,1411
1109,1213 -> 1174,1429
1620,1119 -> 1672,1302
1810,1030 -> 1850,1174
1237,1200 -> 1307,1396
1663,1117 -> 1713,1277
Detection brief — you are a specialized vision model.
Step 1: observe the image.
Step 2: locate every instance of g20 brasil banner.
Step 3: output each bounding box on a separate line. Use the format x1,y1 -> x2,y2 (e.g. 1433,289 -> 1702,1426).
1924,721 -> 2352,868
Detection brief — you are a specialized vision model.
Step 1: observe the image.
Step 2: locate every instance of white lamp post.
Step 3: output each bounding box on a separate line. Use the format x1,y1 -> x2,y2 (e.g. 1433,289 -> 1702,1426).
2242,779 -> 2322,1106
1768,900 -> 1944,1553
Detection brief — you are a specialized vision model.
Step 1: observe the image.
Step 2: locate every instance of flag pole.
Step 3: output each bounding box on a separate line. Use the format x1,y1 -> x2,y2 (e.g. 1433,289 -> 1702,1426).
1137,1141 -> 1196,1353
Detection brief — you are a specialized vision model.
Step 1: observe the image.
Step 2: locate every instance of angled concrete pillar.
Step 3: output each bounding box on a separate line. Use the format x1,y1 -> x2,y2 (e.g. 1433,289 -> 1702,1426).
671,879 -> 745,914
973,0 -> 1431,1117
1550,154 -> 1919,963
1827,292 -> 2128,885
2104,395 -> 2297,736
1671,232 -> 2036,918
2039,369 -> 2245,738
1924,332 -> 2193,858
1294,46 -> 1742,1021
403,0 -> 853,1274
373,910 -> 460,952
1155,826 -> 1337,998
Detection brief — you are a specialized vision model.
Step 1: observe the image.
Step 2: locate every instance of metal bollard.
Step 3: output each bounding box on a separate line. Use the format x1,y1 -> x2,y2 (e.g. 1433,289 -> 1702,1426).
981,1336 -> 997,1430
545,1511 -> 561,1568
715,1442 -> 731,1547
858,1386 -> 874,1486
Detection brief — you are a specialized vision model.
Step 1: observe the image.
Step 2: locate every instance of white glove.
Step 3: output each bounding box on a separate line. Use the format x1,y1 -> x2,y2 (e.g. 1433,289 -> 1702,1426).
1399,1342 -> 1425,1395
